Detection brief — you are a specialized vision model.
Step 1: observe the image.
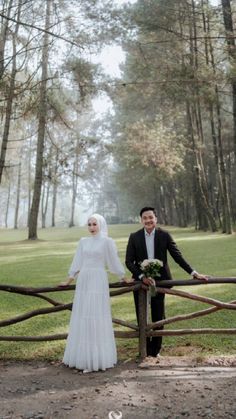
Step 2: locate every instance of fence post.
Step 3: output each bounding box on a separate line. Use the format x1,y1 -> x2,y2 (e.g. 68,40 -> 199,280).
138,287 -> 147,359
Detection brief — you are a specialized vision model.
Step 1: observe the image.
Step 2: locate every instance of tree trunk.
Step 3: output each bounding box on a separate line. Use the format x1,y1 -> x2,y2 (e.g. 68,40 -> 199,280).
186,102 -> 217,231
28,0 -> 51,239
186,1 -> 217,232
51,148 -> 59,227
215,90 -> 232,233
0,0 -> 21,184
14,160 -> 22,229
27,137 -> 32,228
69,141 -> 79,228
203,1 -> 232,233
5,180 -> 11,228
221,0 -> 236,158
51,181 -> 58,227
159,185 -> 168,225
69,159 -> 78,228
41,180 -> 50,228
0,0 -> 13,80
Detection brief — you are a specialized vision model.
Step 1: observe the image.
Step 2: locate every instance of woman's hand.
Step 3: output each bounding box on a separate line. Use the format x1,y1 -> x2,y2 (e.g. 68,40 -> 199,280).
121,277 -> 134,283
59,281 -> 70,287
59,277 -> 74,287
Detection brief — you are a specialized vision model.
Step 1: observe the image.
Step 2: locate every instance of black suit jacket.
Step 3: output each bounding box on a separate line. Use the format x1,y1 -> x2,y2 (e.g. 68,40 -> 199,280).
125,227 -> 193,282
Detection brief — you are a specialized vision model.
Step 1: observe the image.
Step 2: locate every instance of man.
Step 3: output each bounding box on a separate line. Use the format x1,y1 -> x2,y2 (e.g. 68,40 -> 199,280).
125,206 -> 208,357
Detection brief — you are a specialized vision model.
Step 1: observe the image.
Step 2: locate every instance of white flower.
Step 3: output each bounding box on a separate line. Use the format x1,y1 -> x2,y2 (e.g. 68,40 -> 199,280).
140,258 -> 163,278
140,259 -> 150,268
141,259 -> 163,268
154,258 -> 163,267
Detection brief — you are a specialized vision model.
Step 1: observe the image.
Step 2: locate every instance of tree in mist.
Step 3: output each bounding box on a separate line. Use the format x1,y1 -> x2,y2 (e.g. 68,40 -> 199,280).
28,0 -> 51,239
107,0 -> 235,232
0,0 -> 22,183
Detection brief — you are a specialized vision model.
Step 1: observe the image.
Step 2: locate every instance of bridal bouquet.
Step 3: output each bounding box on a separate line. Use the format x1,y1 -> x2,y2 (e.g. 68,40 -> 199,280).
140,258 -> 163,297
140,258 -> 163,278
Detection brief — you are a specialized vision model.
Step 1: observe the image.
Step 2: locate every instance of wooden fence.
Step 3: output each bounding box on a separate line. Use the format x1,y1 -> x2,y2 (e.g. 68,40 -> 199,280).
0,278 -> 235,359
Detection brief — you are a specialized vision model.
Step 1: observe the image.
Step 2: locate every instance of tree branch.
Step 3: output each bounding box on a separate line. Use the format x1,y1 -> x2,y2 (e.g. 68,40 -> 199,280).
0,12 -> 83,48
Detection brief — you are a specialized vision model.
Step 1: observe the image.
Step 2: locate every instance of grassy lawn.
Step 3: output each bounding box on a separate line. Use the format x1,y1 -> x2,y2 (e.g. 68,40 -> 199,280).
0,225 -> 235,361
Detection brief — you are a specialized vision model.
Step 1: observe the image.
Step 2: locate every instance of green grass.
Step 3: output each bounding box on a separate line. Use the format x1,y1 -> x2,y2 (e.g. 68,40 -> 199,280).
0,225 -> 235,361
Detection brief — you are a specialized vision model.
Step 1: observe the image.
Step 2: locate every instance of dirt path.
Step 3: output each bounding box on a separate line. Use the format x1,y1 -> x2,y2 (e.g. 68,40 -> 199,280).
1,356 -> 236,419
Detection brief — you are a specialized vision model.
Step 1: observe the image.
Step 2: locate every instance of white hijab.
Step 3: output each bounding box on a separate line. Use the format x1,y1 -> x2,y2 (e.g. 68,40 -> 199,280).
88,213 -> 108,237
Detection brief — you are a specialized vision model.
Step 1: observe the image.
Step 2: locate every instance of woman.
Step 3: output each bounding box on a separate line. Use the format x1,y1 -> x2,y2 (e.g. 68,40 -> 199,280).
60,213 -> 126,372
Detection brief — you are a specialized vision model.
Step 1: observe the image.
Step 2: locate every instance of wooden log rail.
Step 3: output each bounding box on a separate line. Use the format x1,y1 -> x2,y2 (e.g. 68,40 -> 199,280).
0,278 -> 235,359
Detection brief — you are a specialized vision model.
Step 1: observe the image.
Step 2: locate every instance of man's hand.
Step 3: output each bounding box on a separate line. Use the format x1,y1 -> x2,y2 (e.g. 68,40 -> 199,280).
192,272 -> 209,281
142,276 -> 155,286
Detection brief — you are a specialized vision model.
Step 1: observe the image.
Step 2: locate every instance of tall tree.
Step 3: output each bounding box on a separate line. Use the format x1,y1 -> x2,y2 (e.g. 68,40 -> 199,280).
0,0 -> 22,183
28,0 -> 51,239
0,0 -> 13,80
221,0 -> 236,159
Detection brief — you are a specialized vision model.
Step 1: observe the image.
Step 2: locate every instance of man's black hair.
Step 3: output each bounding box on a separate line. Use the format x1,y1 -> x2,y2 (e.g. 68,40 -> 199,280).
140,207 -> 157,217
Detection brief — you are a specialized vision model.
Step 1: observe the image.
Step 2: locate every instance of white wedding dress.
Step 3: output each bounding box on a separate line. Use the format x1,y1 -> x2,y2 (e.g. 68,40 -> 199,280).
63,234 -> 125,371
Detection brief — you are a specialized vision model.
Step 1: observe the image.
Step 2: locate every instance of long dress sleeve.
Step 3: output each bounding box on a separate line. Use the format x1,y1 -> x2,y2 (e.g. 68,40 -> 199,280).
68,239 -> 84,278
105,238 -> 125,279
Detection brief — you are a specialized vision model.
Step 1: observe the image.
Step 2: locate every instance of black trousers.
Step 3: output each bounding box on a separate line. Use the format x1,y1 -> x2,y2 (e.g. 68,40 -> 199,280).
133,290 -> 165,357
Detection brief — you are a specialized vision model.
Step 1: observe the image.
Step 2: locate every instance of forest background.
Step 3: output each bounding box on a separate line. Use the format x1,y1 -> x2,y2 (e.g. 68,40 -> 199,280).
0,0 -> 236,360
0,0 -> 236,237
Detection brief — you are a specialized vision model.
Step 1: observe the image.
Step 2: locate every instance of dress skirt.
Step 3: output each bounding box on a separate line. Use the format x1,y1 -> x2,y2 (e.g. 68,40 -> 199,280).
63,267 -> 117,371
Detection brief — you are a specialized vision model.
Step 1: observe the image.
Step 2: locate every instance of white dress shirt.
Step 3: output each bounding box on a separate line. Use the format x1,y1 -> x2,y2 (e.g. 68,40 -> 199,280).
144,228 -> 155,259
